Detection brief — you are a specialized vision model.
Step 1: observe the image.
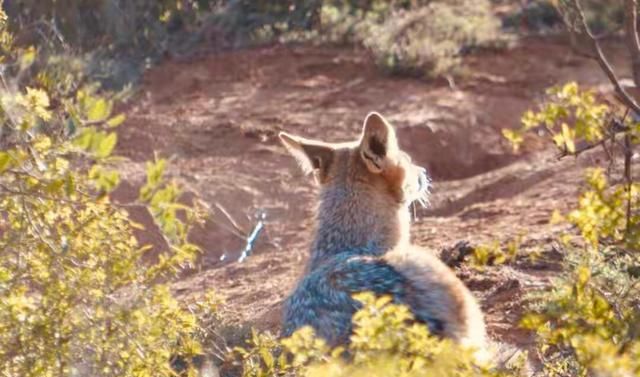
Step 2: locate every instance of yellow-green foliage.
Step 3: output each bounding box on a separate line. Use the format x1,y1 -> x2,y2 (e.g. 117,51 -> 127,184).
505,81 -> 640,377
234,293 -> 516,377
566,168 -> 640,249
526,208 -> 640,377
0,9 -> 207,376
470,236 -> 522,268
503,82 -> 610,153
522,260 -> 640,377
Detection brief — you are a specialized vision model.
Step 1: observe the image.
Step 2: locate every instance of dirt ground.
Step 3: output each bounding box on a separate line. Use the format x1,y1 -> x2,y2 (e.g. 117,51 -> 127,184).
112,35 -> 630,360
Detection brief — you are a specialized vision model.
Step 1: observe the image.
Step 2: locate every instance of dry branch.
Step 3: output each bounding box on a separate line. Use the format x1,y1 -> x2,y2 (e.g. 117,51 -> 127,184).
556,118 -> 628,159
625,0 -> 640,87
572,0 -> 640,114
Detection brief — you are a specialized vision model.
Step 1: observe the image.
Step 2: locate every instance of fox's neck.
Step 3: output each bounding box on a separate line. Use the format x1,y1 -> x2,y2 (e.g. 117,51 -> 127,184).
308,186 -> 410,270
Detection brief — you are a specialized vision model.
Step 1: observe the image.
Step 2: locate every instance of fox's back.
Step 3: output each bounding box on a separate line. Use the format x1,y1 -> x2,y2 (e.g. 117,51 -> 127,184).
282,249 -> 447,346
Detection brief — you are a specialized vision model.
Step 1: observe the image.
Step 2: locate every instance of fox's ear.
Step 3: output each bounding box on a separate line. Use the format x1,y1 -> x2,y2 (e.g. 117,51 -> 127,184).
279,132 -> 335,181
359,112 -> 398,174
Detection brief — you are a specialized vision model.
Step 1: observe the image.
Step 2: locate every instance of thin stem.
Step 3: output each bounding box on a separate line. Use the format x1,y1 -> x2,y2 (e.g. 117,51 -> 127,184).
572,0 -> 640,114
624,133 -> 633,235
624,0 -> 640,86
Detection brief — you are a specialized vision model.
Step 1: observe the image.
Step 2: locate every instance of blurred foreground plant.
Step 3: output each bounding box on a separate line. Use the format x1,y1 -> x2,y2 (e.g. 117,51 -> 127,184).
233,293 -> 524,377
0,6 -> 209,376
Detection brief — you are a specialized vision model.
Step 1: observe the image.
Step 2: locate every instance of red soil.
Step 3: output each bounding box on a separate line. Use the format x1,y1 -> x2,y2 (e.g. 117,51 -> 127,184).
112,36 -> 630,362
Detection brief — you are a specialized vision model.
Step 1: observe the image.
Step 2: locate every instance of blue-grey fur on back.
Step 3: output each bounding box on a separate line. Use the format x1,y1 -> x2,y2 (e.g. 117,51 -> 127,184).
282,250 -> 445,345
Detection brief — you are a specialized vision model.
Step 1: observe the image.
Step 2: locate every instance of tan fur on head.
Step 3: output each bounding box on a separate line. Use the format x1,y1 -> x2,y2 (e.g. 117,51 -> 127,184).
279,113 -> 425,206
279,112 -> 432,266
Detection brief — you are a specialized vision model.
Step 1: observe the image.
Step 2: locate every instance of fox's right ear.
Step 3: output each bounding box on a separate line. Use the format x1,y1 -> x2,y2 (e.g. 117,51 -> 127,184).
279,132 -> 335,182
359,112 -> 399,174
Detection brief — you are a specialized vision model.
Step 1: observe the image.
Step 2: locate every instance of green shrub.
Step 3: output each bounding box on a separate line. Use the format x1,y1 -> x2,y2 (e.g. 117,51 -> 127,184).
0,8 -> 210,376
502,1 -> 564,32
503,82 -> 610,154
5,0 -> 506,80
521,166 -> 640,376
214,0 -> 504,77
3,0 -> 219,90
555,0 -> 624,35
505,82 -> 640,377
212,0 -> 323,45
357,0 -> 502,77
500,0 -> 622,35
5,0 -> 215,52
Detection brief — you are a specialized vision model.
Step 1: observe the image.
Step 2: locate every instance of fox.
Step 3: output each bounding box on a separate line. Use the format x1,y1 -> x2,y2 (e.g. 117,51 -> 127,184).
278,112 -> 489,362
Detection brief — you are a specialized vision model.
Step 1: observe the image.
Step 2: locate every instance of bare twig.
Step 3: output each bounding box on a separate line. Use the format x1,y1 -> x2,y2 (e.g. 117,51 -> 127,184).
556,118 -> 628,159
20,196 -> 58,254
601,138 -> 614,175
624,133 -> 633,234
557,138 -> 608,159
572,0 -> 640,114
213,202 -> 247,236
625,0 -> 640,87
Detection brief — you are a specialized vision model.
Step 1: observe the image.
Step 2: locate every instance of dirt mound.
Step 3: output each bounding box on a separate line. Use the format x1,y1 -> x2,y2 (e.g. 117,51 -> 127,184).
114,36 -> 623,359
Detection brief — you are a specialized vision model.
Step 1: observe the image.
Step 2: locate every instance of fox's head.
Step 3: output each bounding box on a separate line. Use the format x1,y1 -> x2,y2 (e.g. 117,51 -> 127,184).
279,112 -> 429,259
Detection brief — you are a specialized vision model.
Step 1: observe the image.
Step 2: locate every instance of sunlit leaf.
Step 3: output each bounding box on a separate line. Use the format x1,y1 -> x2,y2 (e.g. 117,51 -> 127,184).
87,98 -> 111,122
106,113 -> 126,128
0,151 -> 12,173
18,46 -> 35,71
96,133 -> 117,158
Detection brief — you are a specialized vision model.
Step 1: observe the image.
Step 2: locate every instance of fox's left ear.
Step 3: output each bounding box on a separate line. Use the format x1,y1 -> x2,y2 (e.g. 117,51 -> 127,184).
279,132 -> 335,182
359,112 -> 399,174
